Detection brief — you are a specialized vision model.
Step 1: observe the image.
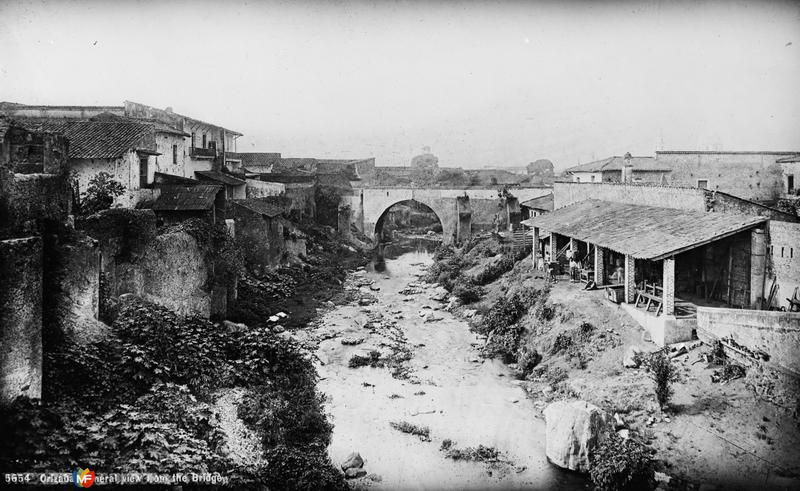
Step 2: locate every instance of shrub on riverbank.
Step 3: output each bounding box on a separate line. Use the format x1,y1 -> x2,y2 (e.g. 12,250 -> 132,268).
590,434 -> 655,491
476,286 -> 550,364
642,351 -> 680,409
473,247 -> 530,286
453,281 -> 484,304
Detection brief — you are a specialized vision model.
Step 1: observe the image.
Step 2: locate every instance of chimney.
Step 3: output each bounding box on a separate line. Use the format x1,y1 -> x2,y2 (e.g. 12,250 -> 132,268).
622,152 -> 633,183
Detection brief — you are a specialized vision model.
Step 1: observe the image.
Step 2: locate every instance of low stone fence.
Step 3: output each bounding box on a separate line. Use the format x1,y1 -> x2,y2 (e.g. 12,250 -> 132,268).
696,307 -> 800,376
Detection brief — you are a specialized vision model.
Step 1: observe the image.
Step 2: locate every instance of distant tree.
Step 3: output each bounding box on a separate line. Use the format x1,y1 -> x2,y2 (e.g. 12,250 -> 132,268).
527,159 -> 555,176
410,146 -> 439,170
80,172 -> 125,215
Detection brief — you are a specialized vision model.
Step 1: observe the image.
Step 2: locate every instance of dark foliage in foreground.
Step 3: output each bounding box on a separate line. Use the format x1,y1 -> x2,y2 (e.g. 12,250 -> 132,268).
1,298 -> 345,489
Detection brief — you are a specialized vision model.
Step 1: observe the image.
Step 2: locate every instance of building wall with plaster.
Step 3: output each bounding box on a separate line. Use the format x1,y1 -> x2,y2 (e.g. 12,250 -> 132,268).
768,221 -> 800,311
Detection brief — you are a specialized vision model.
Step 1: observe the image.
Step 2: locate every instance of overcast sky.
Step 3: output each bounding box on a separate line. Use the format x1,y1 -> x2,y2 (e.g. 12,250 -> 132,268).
1,0 -> 799,169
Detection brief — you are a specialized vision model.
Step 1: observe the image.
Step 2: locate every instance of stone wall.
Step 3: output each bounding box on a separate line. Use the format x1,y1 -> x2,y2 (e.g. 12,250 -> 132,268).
696,307 -> 800,376
655,151 -> 789,202
0,237 -> 42,404
553,182 -> 707,211
769,221 -> 800,310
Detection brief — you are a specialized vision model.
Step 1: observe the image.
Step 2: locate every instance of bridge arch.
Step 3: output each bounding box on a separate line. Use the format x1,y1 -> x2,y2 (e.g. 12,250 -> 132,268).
374,199 -> 445,243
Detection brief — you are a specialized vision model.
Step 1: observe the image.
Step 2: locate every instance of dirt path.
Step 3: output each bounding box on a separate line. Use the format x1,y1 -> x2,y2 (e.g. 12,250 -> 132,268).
312,251 -> 585,490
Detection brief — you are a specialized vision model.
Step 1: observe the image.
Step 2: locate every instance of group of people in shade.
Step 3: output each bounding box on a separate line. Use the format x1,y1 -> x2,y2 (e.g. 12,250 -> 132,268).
535,244 -> 626,285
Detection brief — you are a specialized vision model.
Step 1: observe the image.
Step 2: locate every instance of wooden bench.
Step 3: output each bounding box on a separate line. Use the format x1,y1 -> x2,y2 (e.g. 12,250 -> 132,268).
635,289 -> 663,316
579,269 -> 594,284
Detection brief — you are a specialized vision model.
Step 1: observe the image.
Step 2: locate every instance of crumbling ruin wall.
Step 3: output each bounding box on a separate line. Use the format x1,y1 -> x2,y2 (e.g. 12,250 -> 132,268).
697,307 -> 800,376
234,214 -> 284,273
77,209 -> 223,318
4,174 -> 72,235
138,232 -> 213,317
46,235 -> 106,343
0,237 -> 42,404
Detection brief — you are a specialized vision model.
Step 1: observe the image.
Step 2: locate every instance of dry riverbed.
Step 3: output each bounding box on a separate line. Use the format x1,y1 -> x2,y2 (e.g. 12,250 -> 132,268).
306,251 -> 585,489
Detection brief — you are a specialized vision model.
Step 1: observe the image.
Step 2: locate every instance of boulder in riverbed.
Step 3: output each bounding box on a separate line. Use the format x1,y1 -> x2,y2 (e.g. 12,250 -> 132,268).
543,400 -> 610,473
341,452 -> 364,471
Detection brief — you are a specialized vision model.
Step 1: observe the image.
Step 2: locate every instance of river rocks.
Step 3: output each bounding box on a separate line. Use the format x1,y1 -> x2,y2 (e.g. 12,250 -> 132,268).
345,468 -> 367,479
424,312 -> 442,322
543,400 -> 610,473
223,320 -> 247,333
341,336 -> 365,345
623,345 -> 643,368
341,451 -> 364,471
341,452 -> 367,479
430,286 -> 449,302
359,296 -> 377,306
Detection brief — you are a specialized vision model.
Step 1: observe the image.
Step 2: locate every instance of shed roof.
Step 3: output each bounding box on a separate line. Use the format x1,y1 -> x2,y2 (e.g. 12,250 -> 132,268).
521,199 -> 767,260
195,170 -> 246,186
565,156 -> 671,174
152,185 -> 222,211
521,193 -> 554,211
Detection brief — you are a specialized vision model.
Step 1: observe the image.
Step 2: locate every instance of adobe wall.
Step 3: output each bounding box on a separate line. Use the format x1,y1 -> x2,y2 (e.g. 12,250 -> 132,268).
553,182 -> 707,211
769,221 -> 800,311
656,152 -> 787,202
0,237 -> 42,405
696,307 -> 800,376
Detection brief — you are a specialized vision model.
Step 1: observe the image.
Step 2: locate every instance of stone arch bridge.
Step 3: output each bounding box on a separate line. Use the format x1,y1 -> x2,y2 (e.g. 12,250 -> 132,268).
344,186 -> 552,244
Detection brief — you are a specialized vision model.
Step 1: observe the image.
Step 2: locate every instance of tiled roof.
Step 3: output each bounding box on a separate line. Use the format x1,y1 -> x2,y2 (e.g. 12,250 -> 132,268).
522,199 -> 766,260
521,193 -> 554,211
17,120 -> 155,159
195,170 -> 246,186
232,198 -> 287,217
152,185 -> 222,211
228,152 -> 282,171
776,155 -> 800,163
565,156 -> 671,173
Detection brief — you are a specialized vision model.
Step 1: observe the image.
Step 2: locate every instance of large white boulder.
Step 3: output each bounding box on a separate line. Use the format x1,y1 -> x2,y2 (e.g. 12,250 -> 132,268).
543,400 -> 610,473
